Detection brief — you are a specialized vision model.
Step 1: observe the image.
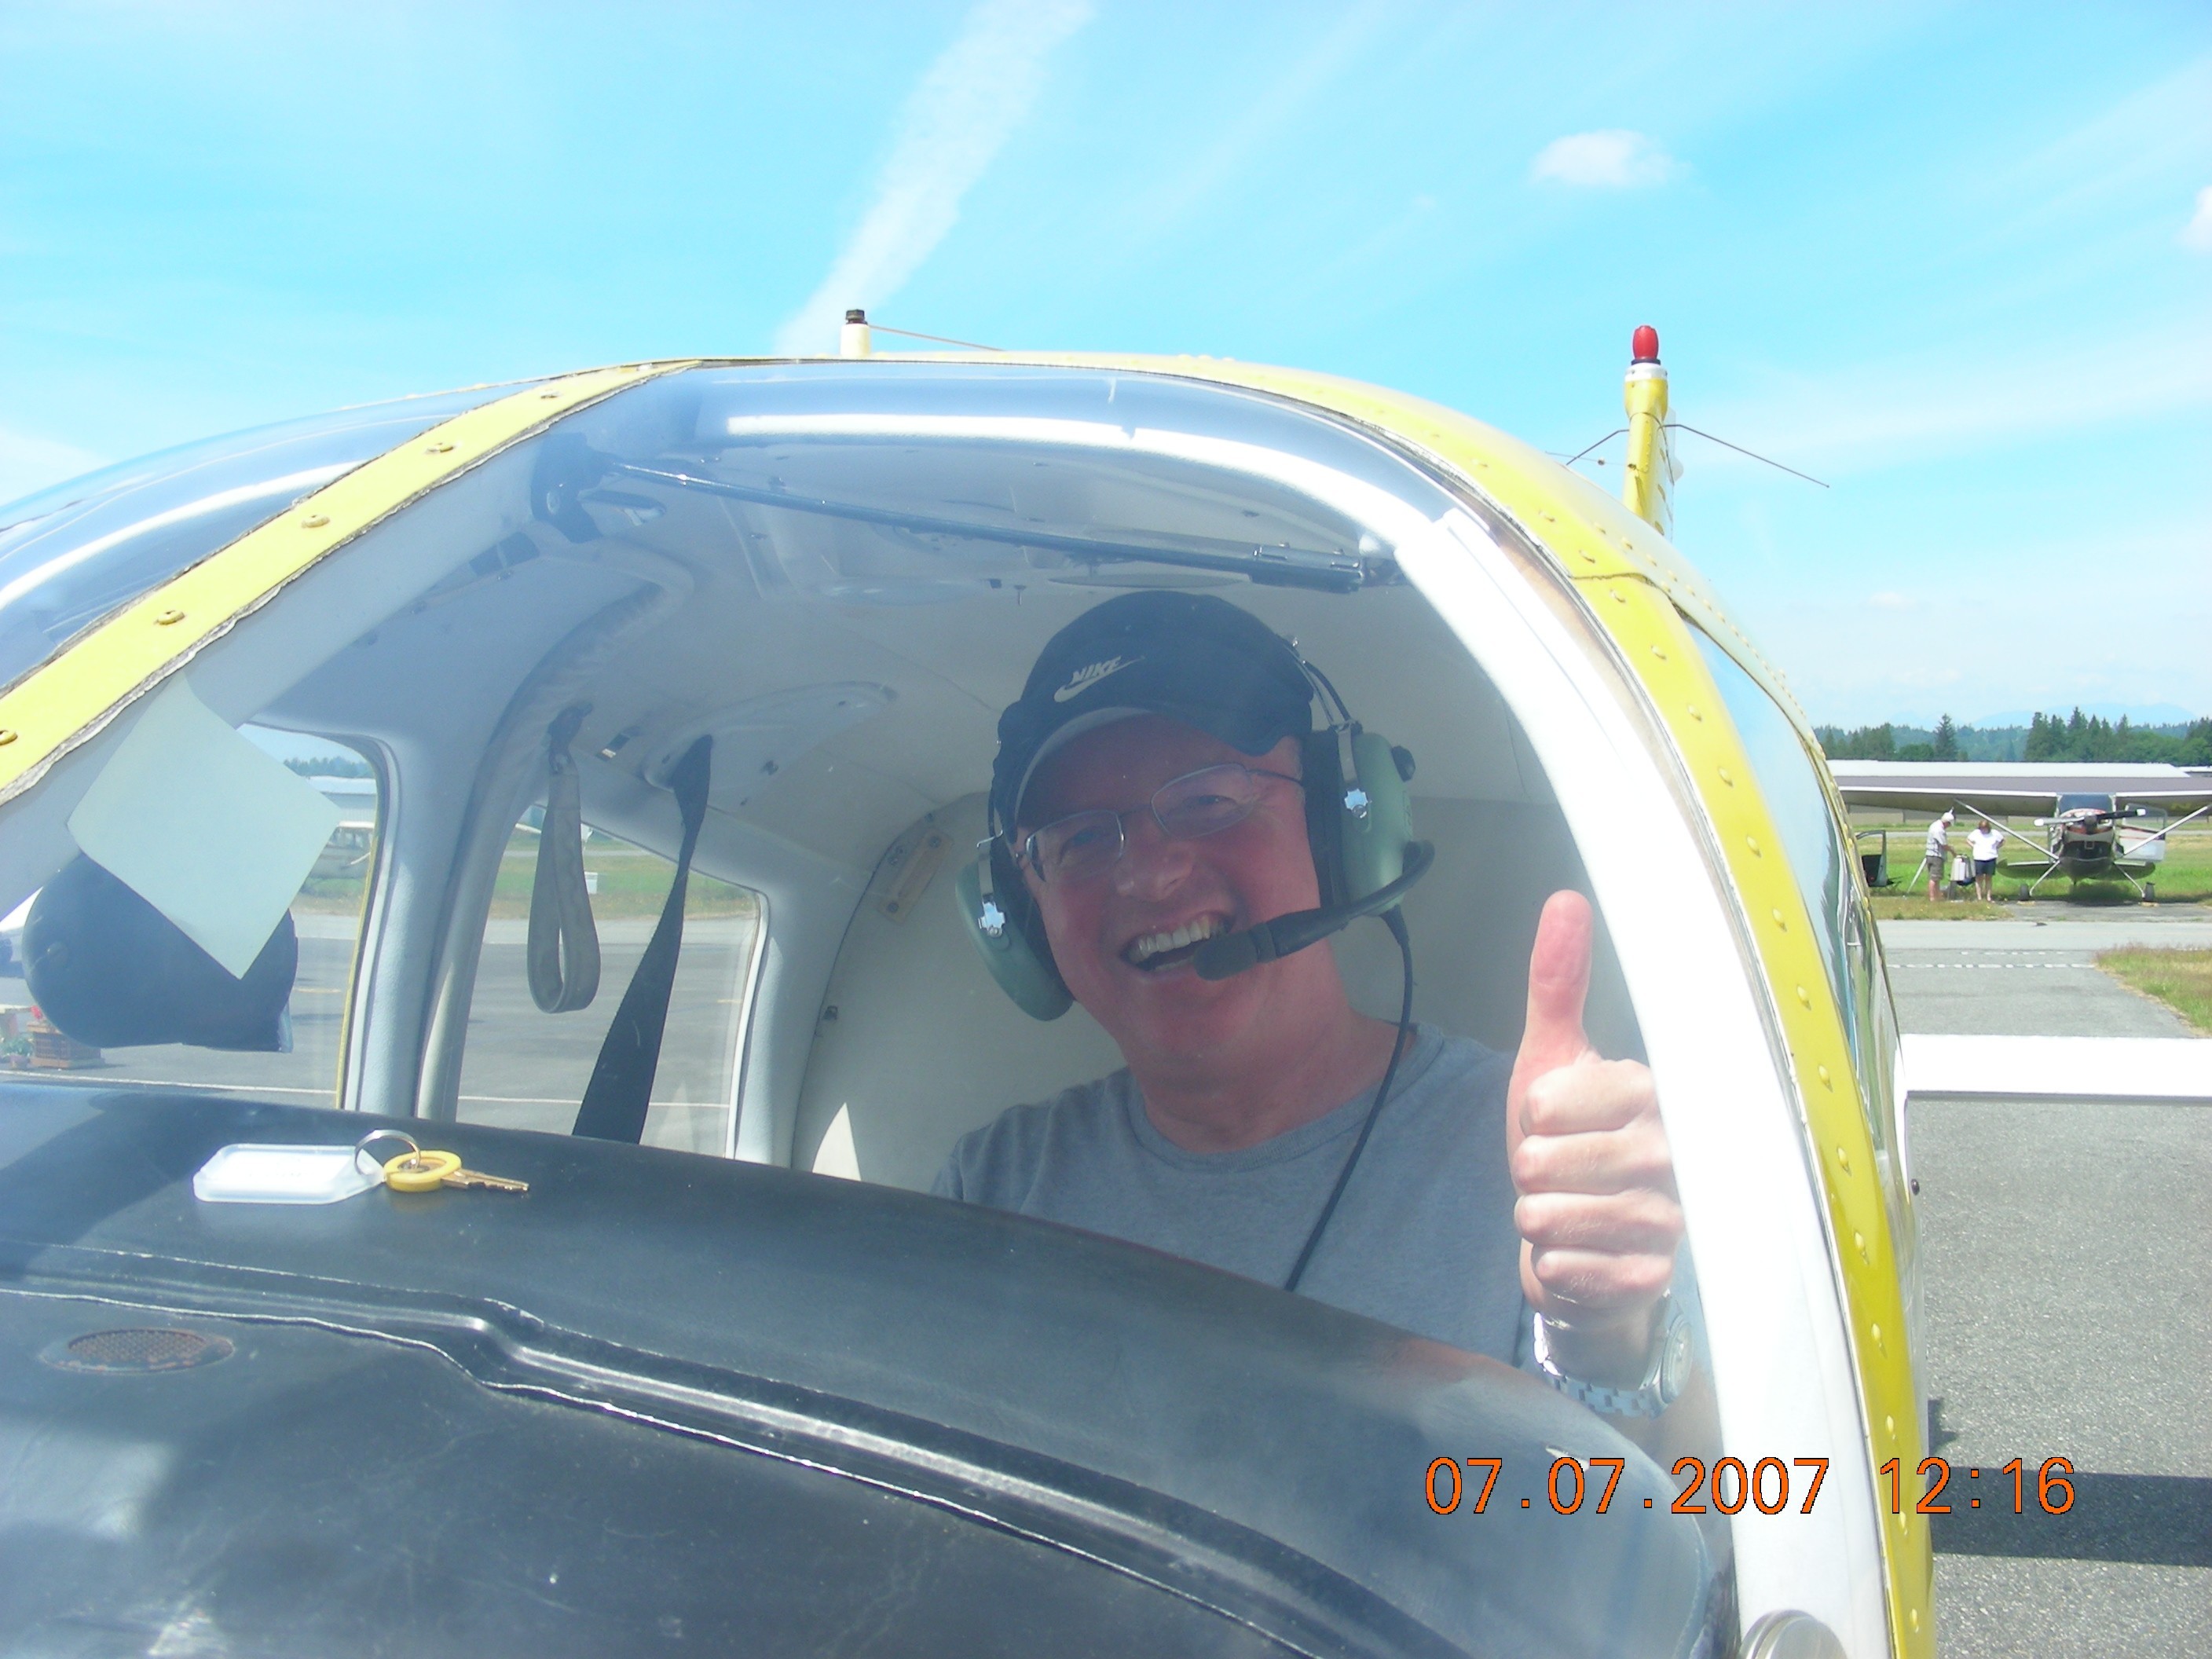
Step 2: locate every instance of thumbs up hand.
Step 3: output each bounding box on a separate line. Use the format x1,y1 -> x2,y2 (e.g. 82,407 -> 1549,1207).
1507,891 -> 1683,1386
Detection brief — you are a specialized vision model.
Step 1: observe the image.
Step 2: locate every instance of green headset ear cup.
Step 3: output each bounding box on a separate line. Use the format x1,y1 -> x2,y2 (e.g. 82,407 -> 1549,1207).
954,857 -> 1074,1021
1339,728 -> 1413,903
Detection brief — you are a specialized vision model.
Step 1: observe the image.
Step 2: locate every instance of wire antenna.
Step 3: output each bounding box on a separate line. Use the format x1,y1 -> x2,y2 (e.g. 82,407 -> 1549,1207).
868,320 -> 1007,352
1664,423 -> 1829,488
1559,427 -> 1627,469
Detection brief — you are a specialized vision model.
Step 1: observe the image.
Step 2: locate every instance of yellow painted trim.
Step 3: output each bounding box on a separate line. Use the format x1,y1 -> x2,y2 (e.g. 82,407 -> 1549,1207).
0,363 -> 686,806
1583,573 -> 1933,1656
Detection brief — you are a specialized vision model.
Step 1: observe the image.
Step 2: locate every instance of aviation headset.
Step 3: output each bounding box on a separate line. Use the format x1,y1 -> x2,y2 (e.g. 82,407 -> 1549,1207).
955,590 -> 1431,1021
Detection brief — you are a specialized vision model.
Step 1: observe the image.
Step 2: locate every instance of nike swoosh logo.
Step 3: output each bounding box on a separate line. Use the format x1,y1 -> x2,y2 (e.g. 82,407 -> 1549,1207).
1053,655 -> 1137,702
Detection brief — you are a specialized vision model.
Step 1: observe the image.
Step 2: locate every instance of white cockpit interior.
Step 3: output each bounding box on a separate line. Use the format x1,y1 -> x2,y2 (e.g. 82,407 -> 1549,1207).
2,362 -> 1640,1186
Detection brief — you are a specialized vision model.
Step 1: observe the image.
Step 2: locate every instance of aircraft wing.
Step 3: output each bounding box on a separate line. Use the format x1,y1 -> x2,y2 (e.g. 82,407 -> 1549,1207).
1827,760 -> 2212,815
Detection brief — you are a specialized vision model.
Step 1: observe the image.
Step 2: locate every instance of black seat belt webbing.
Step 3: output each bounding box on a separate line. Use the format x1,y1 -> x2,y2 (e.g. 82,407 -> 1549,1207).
527,706 -> 601,1013
571,736 -> 712,1143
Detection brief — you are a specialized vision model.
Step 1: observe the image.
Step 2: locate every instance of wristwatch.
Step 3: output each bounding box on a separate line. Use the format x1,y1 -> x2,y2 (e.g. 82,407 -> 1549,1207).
1531,1295 -> 1693,1419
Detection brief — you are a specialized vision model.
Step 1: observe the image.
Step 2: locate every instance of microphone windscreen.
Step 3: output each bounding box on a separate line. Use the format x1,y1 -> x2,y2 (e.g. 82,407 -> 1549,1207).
1186,843 -> 1435,985
1192,928 -> 1264,980
1265,910 -> 1348,958
1194,906 -> 1349,980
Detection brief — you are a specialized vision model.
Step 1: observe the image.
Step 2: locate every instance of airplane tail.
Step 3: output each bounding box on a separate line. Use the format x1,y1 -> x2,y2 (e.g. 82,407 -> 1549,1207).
1622,325 -> 1678,535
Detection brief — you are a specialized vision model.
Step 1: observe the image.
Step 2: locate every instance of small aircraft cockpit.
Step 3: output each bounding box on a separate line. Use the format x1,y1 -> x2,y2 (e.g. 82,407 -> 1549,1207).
8,364 -> 1650,1164
2053,793 -> 2115,817
0,356 -> 1925,1658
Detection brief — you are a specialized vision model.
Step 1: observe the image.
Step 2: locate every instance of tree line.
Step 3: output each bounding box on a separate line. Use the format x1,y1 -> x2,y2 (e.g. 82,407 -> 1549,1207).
1817,710 -> 2212,765
283,754 -> 375,778
2021,710 -> 2212,764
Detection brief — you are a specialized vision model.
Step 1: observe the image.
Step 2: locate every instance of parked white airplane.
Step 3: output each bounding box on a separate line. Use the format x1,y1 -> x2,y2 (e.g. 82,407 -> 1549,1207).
1829,760 -> 2212,896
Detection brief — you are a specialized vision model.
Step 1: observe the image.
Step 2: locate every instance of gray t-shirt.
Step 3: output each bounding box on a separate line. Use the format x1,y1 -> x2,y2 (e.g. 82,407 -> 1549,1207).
933,1028 -> 1529,1362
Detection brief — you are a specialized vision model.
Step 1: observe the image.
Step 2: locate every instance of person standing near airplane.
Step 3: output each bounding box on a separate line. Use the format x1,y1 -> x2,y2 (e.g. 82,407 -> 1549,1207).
1968,818 -> 2004,902
1925,810 -> 1954,902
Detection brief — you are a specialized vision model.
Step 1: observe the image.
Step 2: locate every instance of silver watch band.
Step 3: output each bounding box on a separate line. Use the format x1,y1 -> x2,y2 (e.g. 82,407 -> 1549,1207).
1530,1295 -> 1691,1419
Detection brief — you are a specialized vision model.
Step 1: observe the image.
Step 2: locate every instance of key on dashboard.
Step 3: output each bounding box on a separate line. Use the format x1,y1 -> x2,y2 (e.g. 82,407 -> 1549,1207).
440,1165 -> 529,1192
382,1148 -> 529,1195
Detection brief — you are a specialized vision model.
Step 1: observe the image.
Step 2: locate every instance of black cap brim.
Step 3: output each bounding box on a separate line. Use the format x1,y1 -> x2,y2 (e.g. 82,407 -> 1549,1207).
992,592 -> 1314,831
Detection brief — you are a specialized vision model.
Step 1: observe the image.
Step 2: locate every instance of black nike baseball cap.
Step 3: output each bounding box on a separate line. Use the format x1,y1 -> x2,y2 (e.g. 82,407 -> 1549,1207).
991,591 -> 1317,833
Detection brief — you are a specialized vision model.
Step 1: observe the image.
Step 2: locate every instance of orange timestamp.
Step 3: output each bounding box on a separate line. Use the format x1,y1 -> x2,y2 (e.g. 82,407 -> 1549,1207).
1881,1456 -> 2075,1515
1425,1456 -> 1829,1516
1426,1454 -> 2082,1518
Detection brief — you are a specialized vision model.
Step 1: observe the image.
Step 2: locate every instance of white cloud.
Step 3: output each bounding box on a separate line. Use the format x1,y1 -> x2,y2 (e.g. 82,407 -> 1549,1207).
1110,4 -> 1388,248
2181,184 -> 2212,251
1868,591 -> 1915,611
773,0 -> 1093,355
0,426 -> 106,510
1529,130 -> 1681,189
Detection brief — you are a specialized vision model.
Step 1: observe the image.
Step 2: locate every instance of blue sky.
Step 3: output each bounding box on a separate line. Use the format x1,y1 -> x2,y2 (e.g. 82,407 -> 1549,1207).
3,2 -> 2207,726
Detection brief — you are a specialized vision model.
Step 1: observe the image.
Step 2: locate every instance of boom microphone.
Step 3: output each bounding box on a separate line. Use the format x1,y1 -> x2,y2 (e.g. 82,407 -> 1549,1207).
1192,840 -> 1435,980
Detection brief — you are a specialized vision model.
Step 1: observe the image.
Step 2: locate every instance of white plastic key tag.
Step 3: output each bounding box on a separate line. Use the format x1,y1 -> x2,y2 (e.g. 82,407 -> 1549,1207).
193,1142 -> 383,1206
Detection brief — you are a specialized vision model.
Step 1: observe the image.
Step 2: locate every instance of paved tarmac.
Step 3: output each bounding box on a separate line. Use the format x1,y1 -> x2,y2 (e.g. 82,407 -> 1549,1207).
1,915 -> 761,1155
1883,908 -> 2212,1038
455,918 -> 755,1152
1886,906 -> 2211,1655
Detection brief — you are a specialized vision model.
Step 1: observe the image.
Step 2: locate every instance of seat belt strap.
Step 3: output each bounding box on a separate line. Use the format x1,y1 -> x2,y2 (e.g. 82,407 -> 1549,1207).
527,707 -> 601,1014
571,736 -> 712,1143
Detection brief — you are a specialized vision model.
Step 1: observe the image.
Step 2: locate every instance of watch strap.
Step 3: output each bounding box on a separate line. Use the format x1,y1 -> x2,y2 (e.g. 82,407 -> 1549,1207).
1531,1295 -> 1690,1419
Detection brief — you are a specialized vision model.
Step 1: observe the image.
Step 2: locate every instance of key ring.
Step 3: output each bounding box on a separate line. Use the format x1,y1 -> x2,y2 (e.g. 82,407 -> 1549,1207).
354,1129 -> 421,1177
354,1130 -> 460,1191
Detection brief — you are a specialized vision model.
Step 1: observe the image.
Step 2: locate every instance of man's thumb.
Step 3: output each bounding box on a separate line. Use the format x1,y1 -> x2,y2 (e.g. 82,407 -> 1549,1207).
1515,890 -> 1596,1086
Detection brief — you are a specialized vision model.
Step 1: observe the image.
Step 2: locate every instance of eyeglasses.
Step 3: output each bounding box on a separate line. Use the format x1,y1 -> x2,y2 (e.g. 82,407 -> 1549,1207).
1020,763 -> 1302,884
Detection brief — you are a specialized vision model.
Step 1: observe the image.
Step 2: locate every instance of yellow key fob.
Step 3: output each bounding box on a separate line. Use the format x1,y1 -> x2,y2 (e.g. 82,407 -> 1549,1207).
383,1148 -> 462,1192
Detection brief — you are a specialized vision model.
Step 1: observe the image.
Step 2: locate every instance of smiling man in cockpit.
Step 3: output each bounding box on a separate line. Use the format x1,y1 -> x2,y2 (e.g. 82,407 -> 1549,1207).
936,592 -> 1691,1413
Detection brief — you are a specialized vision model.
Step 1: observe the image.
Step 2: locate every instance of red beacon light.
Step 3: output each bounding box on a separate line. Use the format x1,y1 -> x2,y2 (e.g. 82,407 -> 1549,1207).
1631,325 -> 1661,364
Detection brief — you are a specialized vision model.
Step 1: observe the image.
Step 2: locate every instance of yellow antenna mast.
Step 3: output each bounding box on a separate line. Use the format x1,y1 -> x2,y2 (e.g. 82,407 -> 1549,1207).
1621,324 -> 1678,535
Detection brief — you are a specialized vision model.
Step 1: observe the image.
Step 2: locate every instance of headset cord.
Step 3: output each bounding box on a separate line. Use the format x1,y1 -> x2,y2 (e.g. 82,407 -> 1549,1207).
1299,658 -> 1357,729
1283,905 -> 1415,1293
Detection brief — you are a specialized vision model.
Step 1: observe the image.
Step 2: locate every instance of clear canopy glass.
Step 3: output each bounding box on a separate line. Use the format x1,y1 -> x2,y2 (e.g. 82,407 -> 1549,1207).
0,385 -> 515,694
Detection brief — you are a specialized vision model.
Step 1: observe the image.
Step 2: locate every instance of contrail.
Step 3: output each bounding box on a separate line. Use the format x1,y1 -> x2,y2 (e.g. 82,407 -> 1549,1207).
773,0 -> 1092,355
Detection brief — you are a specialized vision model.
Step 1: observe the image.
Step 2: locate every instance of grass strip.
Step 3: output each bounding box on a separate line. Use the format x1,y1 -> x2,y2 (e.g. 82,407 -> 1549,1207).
1856,826 -> 2212,903
486,850 -> 758,920
2096,948 -> 2212,1035
1869,895 -> 2012,921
